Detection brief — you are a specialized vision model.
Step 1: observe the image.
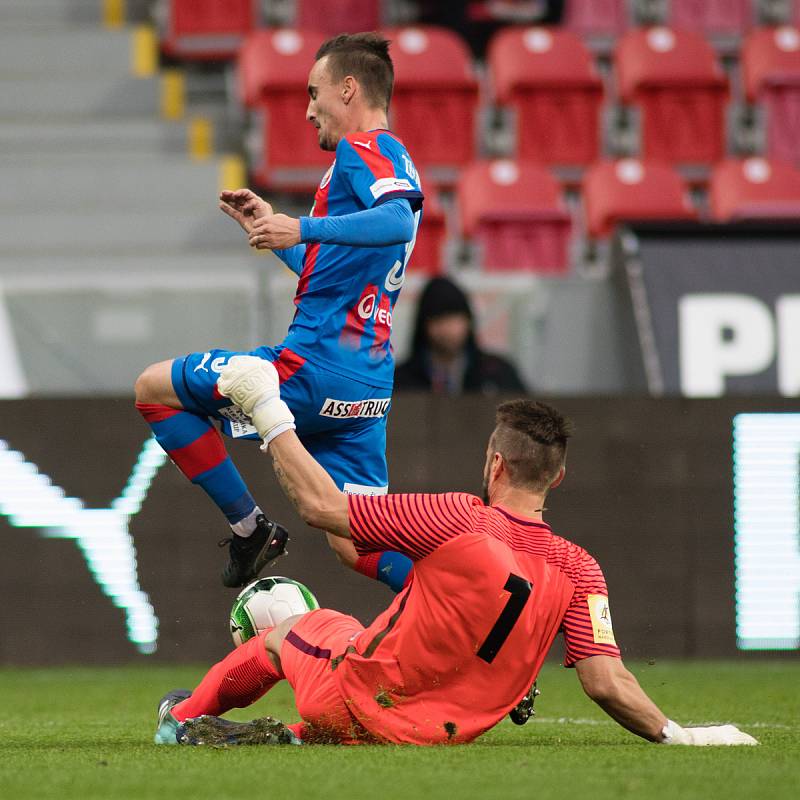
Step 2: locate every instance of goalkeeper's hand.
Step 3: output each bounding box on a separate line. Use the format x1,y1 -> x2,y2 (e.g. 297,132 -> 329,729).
660,719 -> 758,746
217,356 -> 295,447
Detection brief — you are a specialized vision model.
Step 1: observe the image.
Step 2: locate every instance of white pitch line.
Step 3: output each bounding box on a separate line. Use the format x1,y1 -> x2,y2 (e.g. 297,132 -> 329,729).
531,717 -> 795,730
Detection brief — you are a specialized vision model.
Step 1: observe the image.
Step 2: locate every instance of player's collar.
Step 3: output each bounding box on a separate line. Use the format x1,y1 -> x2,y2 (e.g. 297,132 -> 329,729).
492,504 -> 551,530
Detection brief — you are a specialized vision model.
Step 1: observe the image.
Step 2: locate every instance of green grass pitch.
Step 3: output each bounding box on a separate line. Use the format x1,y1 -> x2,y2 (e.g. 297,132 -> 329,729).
1,661 -> 797,800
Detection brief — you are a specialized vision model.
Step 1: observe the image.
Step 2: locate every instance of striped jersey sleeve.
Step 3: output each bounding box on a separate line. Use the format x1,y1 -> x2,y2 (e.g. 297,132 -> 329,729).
560,549 -> 621,667
337,133 -> 423,211
348,492 -> 481,560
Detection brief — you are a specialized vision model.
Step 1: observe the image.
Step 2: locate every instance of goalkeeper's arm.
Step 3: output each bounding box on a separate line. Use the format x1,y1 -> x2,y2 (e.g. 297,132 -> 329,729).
575,655 -> 758,745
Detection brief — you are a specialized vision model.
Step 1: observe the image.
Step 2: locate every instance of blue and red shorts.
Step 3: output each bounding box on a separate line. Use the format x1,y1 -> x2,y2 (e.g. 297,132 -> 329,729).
171,345 -> 391,492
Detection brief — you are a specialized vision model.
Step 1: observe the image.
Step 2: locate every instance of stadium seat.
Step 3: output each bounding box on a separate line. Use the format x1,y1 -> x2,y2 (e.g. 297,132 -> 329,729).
741,26 -> 800,164
237,28 -> 329,189
584,159 -> 697,238
457,160 -> 572,273
669,0 -> 753,38
710,157 -> 800,220
563,0 -> 627,38
296,0 -> 380,35
159,0 -> 258,61
384,27 -> 480,184
615,27 -> 729,164
487,27 -> 604,167
409,181 -> 446,275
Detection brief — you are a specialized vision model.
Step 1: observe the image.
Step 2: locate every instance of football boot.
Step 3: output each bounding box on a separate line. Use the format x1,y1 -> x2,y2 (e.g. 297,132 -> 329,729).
220,514 -> 289,588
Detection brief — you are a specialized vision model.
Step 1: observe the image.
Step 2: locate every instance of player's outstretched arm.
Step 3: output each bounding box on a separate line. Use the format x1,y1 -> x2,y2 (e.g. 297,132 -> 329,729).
217,356 -> 350,539
574,655 -> 757,745
575,655 -> 666,740
267,433 -> 350,538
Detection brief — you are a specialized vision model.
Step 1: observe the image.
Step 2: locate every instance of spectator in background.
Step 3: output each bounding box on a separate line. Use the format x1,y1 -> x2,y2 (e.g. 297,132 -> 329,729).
417,1 -> 564,58
395,277 -> 527,395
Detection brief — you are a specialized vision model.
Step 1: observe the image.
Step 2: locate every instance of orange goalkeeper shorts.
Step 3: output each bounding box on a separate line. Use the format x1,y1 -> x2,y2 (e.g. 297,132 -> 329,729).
280,608 -> 374,744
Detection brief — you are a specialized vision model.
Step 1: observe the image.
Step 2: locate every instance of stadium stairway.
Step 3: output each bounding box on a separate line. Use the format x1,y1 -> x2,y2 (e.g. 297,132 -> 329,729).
0,0 -> 279,395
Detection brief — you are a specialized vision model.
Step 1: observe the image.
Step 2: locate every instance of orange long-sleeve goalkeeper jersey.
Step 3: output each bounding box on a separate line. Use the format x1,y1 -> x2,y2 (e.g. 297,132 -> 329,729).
332,492 -> 621,745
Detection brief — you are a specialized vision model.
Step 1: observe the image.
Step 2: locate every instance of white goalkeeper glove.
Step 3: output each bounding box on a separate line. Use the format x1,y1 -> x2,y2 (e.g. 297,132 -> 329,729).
217,355 -> 295,448
660,719 -> 758,746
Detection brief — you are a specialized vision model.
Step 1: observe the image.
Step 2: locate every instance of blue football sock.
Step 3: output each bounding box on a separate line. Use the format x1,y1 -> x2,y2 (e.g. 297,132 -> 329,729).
137,403 -> 258,528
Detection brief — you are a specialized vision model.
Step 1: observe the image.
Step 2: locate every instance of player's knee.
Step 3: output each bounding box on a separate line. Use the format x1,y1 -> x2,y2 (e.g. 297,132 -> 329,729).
134,364 -> 156,403
134,361 -> 174,405
267,613 -> 308,666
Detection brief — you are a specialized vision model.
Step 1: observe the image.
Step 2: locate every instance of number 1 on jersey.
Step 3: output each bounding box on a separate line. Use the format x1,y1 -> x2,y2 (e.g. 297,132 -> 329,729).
477,573 -> 532,664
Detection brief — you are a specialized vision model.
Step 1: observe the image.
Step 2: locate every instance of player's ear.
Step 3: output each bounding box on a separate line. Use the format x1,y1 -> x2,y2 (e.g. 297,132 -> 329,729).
549,465 -> 566,490
491,451 -> 505,482
341,75 -> 357,105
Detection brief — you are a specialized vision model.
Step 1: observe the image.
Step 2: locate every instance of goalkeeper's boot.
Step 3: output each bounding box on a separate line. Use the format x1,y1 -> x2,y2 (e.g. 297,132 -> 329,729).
177,715 -> 302,747
509,681 -> 540,726
220,514 -> 289,588
154,689 -> 192,744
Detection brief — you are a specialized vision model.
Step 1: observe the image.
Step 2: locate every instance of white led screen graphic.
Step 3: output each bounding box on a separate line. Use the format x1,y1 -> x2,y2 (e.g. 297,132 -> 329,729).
733,414 -> 800,650
0,437 -> 167,654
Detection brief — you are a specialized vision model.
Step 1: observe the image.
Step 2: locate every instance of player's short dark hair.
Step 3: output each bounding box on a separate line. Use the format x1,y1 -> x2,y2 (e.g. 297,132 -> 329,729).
492,400 -> 573,492
315,32 -> 394,111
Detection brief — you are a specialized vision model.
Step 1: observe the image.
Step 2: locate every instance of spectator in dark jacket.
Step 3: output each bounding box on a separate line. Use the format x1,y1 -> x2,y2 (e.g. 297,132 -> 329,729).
395,277 -> 527,395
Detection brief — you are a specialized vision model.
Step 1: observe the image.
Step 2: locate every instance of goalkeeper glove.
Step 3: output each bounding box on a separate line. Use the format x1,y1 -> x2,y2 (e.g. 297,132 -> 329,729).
660,719 -> 758,746
217,356 -> 295,447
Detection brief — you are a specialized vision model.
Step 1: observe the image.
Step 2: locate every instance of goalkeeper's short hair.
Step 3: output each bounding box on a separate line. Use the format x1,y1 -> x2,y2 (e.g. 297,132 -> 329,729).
492,400 -> 573,492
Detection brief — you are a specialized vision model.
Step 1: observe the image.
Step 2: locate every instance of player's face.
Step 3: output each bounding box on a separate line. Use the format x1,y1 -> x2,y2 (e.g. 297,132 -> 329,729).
306,57 -> 346,152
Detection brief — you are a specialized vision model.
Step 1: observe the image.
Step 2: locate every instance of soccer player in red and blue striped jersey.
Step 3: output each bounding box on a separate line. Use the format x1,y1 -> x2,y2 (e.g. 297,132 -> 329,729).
135,34 -> 418,590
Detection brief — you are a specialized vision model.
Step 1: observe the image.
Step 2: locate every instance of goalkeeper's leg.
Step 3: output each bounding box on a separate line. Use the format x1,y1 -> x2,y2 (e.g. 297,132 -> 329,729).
155,625 -> 304,745
171,627 -> 287,723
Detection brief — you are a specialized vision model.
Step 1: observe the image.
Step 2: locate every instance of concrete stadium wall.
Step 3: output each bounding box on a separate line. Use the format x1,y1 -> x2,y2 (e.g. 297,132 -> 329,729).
0,395 -> 796,665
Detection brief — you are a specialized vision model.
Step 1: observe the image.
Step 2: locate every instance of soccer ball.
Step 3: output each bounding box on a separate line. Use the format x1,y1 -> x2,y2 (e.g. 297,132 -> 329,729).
229,576 -> 319,647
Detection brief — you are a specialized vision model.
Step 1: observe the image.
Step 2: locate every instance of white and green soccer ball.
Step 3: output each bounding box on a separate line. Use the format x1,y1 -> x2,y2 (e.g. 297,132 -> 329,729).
229,576 -> 319,647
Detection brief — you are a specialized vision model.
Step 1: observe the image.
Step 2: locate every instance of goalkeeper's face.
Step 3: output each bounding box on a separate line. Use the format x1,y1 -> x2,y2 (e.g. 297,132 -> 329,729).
306,57 -> 347,152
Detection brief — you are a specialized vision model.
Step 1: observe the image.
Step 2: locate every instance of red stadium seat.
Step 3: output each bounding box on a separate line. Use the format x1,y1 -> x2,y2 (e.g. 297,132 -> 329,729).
409,181 -> 446,276
710,157 -> 800,220
160,0 -> 258,61
384,27 -> 480,184
237,29 -> 329,189
584,159 -> 696,238
669,0 -> 752,38
296,0 -> 380,35
488,27 -> 604,167
615,27 -> 728,164
563,0 -> 627,38
457,160 -> 572,273
741,26 -> 800,165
